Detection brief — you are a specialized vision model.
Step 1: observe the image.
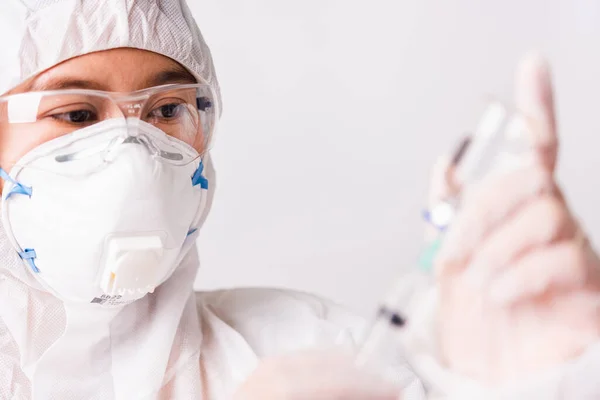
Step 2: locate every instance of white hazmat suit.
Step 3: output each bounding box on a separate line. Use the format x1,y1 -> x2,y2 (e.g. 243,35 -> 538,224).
2,1 -> 600,400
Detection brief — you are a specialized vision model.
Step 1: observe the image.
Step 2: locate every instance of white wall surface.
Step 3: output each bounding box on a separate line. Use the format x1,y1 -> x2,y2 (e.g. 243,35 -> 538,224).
192,0 -> 600,316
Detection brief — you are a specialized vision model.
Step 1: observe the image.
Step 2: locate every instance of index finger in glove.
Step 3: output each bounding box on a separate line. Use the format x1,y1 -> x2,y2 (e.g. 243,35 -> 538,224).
436,164 -> 556,275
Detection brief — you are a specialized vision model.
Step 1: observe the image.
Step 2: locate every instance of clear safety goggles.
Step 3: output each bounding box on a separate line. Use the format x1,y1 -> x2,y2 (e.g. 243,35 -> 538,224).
0,83 -> 218,166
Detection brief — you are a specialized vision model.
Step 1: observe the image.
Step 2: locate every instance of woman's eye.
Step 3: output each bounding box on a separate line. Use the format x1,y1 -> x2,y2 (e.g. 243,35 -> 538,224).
150,103 -> 183,119
51,110 -> 97,124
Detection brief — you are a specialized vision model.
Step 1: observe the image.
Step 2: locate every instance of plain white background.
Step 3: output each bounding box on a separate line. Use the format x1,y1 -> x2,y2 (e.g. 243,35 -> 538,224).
192,0 -> 600,317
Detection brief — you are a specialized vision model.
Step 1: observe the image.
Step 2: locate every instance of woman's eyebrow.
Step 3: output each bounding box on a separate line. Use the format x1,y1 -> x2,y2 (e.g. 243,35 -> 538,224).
144,67 -> 197,87
26,78 -> 108,92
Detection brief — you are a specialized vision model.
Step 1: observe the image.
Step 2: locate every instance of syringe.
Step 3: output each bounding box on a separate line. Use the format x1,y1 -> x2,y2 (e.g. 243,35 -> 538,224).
354,101 -> 532,392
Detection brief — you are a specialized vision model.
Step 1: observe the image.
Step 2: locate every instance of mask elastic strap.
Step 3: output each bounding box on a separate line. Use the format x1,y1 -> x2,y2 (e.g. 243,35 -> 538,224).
0,168 -> 39,273
19,249 -> 40,273
186,228 -> 198,237
191,161 -> 208,189
187,161 -> 209,237
0,168 -> 32,199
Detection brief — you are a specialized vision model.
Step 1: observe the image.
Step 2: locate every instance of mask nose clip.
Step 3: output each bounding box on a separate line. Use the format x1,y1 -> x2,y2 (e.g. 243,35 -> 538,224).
121,134 -> 184,162
120,135 -> 159,157
122,136 -> 144,145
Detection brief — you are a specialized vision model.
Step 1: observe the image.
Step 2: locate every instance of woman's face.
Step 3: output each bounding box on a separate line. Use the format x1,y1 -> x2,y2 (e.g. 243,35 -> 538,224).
0,48 -> 197,181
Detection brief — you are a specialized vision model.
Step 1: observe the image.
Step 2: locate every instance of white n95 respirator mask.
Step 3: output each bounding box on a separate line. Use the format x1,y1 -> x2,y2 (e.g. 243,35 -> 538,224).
0,118 -> 209,306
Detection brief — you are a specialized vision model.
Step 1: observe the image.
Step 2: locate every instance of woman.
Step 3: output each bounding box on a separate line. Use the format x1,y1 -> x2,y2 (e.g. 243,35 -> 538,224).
1,1 -> 600,399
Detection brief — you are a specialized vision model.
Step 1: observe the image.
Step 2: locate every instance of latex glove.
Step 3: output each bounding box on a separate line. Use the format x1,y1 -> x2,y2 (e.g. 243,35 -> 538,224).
434,54 -> 600,384
232,350 -> 401,400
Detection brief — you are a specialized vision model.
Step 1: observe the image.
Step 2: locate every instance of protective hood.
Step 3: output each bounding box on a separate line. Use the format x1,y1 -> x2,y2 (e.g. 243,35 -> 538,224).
0,0 -> 221,109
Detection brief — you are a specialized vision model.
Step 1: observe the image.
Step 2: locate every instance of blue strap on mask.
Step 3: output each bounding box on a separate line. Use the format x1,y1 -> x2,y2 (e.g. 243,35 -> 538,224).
0,168 -> 32,200
0,168 -> 38,273
19,248 -> 40,273
188,161 -> 208,238
191,161 -> 209,189
186,228 -> 198,237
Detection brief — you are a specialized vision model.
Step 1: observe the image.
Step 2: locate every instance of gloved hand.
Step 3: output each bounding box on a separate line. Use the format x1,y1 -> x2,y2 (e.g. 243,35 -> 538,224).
433,54 -> 600,384
232,350 -> 401,400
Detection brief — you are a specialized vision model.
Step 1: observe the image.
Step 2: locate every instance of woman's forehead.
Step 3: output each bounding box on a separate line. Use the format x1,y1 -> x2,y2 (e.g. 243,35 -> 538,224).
11,48 -> 196,95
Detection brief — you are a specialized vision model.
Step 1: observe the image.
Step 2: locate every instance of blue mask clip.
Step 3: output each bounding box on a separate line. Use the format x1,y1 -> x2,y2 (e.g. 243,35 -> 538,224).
191,161 -> 209,189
